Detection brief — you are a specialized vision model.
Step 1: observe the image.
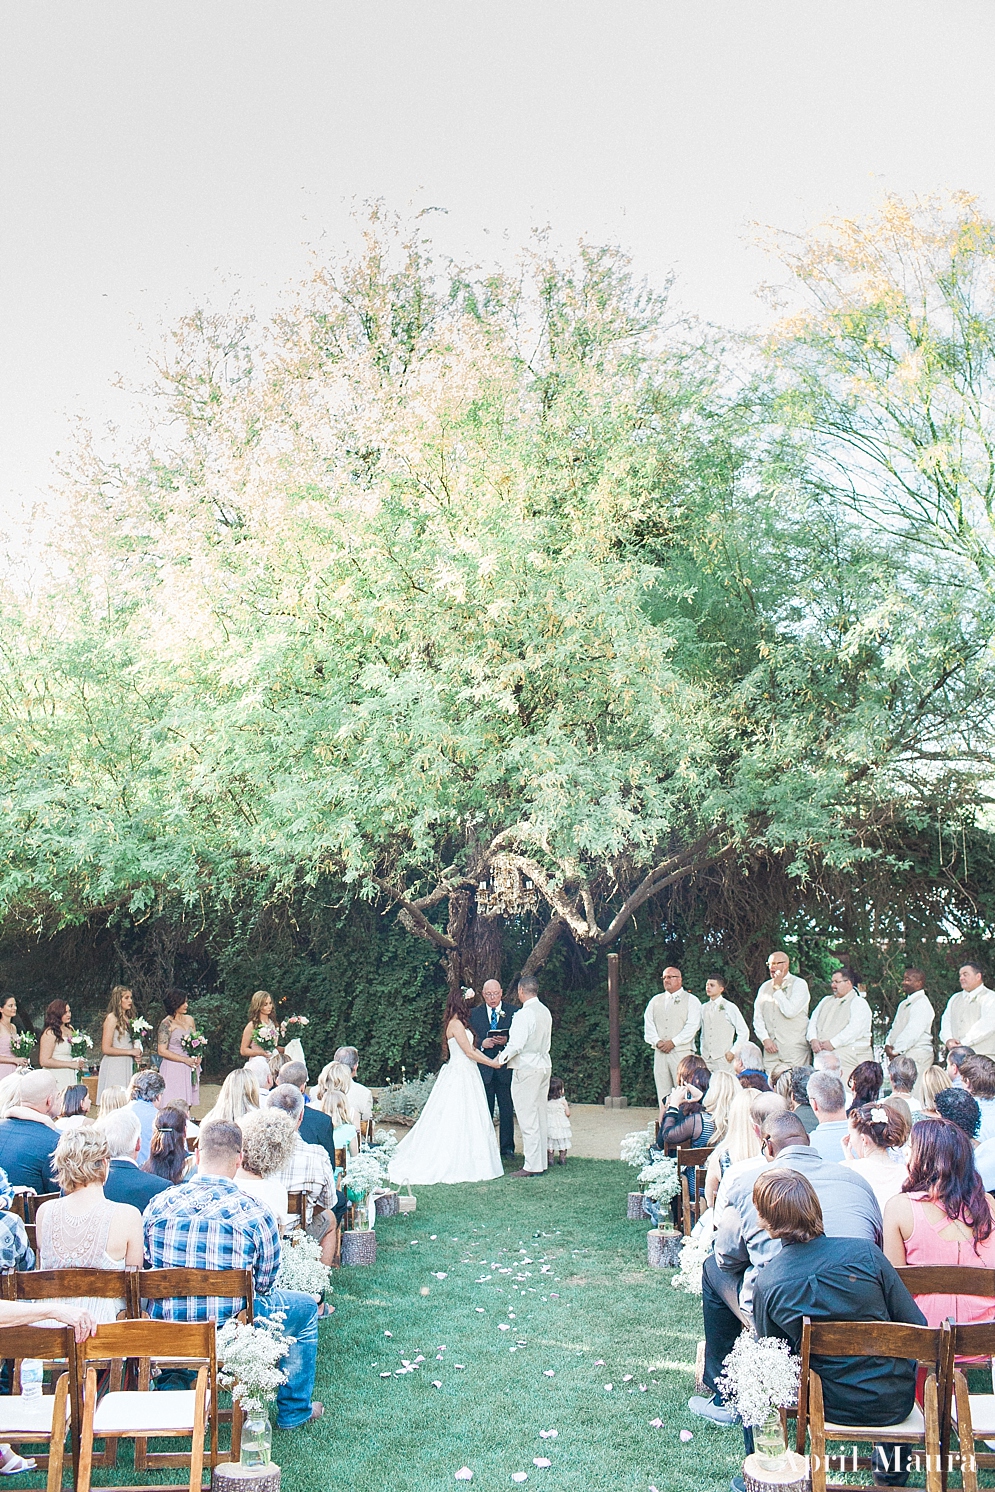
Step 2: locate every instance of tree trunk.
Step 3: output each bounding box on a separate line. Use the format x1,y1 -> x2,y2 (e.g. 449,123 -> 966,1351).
443,894 -> 504,993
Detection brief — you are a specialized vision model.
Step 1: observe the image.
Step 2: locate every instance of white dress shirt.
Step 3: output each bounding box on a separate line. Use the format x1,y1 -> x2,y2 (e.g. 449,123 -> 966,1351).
806,992 -> 873,1048
500,999 -> 553,1071
884,988 -> 934,1053
642,990 -> 703,1048
701,996 -> 749,1050
752,974 -> 811,1040
939,986 -> 995,1049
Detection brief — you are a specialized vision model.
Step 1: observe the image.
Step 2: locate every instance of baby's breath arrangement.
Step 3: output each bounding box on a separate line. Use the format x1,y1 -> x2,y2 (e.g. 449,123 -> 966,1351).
276,1233 -> 331,1296
620,1130 -> 654,1168
671,1224 -> 714,1295
345,1150 -> 387,1199
637,1156 -> 680,1205
217,1314 -> 292,1419
716,1333 -> 800,1427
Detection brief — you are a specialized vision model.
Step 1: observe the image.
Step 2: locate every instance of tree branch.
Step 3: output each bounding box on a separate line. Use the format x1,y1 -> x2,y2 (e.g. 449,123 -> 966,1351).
522,915 -> 567,975
374,877 -> 457,949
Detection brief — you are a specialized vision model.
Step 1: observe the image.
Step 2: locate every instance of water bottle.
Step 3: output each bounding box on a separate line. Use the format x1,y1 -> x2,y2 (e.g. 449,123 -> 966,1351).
20,1360 -> 43,1400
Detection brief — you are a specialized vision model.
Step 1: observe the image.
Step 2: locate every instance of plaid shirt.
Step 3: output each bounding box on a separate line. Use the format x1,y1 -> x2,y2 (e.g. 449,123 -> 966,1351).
0,1210 -> 34,1271
143,1174 -> 280,1322
273,1135 -> 336,1214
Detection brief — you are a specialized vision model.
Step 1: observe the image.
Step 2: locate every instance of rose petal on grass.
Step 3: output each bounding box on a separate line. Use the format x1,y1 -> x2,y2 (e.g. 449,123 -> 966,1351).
432,1381 -> 443,1388
543,1370 -> 555,1377
649,1418 -> 663,1428
594,1360 -> 605,1366
604,1383 -> 613,1391
622,1375 -> 633,1382
455,1364 -> 466,1370
475,1308 -> 485,1313
384,1331 -> 393,1337
538,1430 -> 558,1439
379,1372 -> 391,1378
511,1474 -> 528,1483
498,1324 -> 510,1331
433,1272 -> 448,1280
455,1469 -> 473,1481
639,1385 -> 647,1392
680,1430 -> 694,1442
533,1458 -> 551,1468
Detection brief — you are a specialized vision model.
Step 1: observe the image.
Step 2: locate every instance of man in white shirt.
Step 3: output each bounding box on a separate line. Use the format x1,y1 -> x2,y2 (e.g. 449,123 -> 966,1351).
698,975 -> 749,1073
333,1046 -> 374,1124
883,968 -> 934,1094
939,964 -> 995,1059
959,1055 -> 995,1142
498,974 -> 553,1177
752,952 -> 811,1073
642,967 -> 702,1105
807,968 -> 874,1083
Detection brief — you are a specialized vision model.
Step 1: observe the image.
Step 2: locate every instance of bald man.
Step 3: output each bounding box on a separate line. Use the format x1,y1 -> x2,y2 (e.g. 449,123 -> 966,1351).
468,980 -> 516,1158
752,951 -> 812,1074
643,967 -> 702,1105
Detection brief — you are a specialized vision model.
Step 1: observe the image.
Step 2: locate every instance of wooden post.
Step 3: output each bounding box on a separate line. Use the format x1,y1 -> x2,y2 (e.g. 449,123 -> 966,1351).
604,952 -> 627,1107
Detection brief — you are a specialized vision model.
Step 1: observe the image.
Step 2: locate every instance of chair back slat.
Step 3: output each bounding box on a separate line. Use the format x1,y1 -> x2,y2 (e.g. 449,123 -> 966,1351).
137,1266 -> 253,1321
24,1192 -> 61,1224
334,1146 -> 347,1170
286,1191 -> 308,1224
78,1316 -> 215,1364
805,1317 -> 947,1363
0,1323 -> 73,1360
676,1145 -> 713,1167
952,1321 -> 995,1357
896,1265 -> 995,1297
7,1268 -> 133,1301
8,1193 -> 26,1221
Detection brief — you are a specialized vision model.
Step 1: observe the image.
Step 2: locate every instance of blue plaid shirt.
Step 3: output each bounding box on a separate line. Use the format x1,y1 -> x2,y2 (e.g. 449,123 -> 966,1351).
0,1210 -> 33,1271
143,1174 -> 280,1322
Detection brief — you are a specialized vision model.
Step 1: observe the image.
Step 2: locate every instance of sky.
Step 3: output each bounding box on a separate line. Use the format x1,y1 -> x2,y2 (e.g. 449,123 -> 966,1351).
3,1 -> 995,524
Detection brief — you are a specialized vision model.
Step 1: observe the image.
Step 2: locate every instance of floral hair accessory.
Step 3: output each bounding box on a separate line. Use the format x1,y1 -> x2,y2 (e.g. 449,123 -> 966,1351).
870,1107 -> 888,1124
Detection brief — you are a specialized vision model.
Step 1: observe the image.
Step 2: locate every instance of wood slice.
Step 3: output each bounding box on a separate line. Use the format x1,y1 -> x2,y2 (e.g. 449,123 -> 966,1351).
742,1450 -> 810,1492
342,1228 -> 378,1266
627,1191 -> 646,1220
375,1191 -> 400,1217
213,1462 -> 281,1492
647,1228 -> 682,1268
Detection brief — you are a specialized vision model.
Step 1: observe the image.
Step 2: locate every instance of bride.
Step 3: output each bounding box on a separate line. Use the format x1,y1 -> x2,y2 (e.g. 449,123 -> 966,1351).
388,988 -> 504,1185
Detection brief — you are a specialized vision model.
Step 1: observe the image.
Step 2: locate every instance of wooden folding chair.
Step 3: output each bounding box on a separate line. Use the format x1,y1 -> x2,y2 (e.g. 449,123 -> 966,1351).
136,1267 -> 253,1467
75,1318 -> 214,1492
0,1323 -> 73,1492
676,1146 -> 712,1236
24,1193 -> 61,1225
796,1318 -> 951,1492
947,1319 -> 995,1489
286,1190 -> 309,1230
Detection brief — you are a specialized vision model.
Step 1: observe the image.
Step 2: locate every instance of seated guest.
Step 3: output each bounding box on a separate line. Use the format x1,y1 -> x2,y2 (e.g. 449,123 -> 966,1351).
0,1297 -> 97,1337
888,1057 -> 922,1118
884,1116 -> 995,1327
752,1169 -> 925,1476
0,1069 -> 60,1189
841,1102 -> 909,1210
279,1060 -> 336,1166
812,1048 -> 843,1076
688,1110 -> 882,1426
236,1107 -> 297,1221
315,1062 -> 362,1127
702,1071 -> 738,1150
934,1086 -> 981,1140
703,1089 -> 779,1209
959,1055 -> 995,1142
657,1057 -> 714,1150
145,1120 -> 323,1428
807,1071 -> 850,1162
947,1044 -> 975,1089
733,1043 -> 770,1093
919,1063 -> 952,1117
268,1084 -> 343,1264
36,1128 -> 143,1322
145,1106 -> 191,1185
99,1108 -> 172,1213
0,1163 -> 34,1270
199,1068 -> 260,1130
245,1055 -> 275,1095
126,1069 -> 166,1166
333,1045 -> 373,1124
783,1066 -> 817,1133
848,1059 -> 884,1112
97,1084 -> 129,1122
714,1092 -> 787,1209
324,1091 -> 360,1157
166,1097 -> 199,1141
56,1083 -> 92,1131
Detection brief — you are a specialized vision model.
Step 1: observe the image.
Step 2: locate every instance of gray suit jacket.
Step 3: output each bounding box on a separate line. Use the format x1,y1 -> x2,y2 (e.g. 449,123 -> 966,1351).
714,1143 -> 883,1316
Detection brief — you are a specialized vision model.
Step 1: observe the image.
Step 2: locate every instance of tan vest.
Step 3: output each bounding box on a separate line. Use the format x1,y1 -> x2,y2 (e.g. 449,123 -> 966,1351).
646,991 -> 694,1047
888,994 -> 934,1067
812,991 -> 873,1071
700,1000 -> 740,1069
754,976 -> 810,1063
944,990 -> 995,1057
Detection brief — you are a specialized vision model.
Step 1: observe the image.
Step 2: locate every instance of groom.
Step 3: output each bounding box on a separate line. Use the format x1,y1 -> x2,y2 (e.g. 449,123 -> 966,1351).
497,973 -> 553,1177
468,980 -> 516,1158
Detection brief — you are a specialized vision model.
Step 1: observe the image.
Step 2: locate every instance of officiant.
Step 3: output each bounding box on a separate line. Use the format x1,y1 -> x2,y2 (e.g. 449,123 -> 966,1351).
469,979 -> 516,1158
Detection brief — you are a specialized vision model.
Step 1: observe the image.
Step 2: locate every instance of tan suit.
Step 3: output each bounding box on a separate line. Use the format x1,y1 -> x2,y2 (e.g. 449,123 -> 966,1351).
807,991 -> 874,1083
752,973 -> 811,1073
501,998 -> 553,1173
643,990 -> 702,1104
699,998 -> 749,1073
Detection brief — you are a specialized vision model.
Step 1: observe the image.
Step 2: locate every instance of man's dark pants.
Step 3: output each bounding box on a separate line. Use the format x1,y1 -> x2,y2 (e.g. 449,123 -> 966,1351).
482,1071 -> 515,1153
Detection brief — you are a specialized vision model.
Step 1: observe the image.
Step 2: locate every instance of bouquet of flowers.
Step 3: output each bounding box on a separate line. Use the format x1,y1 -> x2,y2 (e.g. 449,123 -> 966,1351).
671,1222 -> 715,1295
179,1028 -> 208,1062
716,1332 -> 800,1428
217,1313 -> 292,1420
252,1025 -> 278,1055
370,1127 -> 399,1163
279,1015 -> 309,1040
129,1015 -> 152,1046
9,1029 -> 36,1060
620,1129 -> 654,1168
637,1156 -> 680,1206
344,1149 -> 387,1203
276,1232 -> 331,1297
69,1030 -> 93,1061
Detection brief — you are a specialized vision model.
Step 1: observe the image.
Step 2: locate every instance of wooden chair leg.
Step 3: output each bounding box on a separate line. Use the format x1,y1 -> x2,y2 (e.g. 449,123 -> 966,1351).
76,1367 -> 97,1492
231,1396 -> 243,1462
45,1372 -> 68,1492
924,1369 -> 942,1492
955,1369 -> 977,1492
189,1366 -> 207,1492
808,1371 -> 826,1492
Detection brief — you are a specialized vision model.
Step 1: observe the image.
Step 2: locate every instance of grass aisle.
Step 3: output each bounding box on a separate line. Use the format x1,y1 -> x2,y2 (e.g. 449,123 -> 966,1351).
286,1159 -> 742,1492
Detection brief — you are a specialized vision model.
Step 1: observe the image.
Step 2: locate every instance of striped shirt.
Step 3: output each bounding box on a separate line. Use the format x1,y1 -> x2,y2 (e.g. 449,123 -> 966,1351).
143,1173 -> 280,1322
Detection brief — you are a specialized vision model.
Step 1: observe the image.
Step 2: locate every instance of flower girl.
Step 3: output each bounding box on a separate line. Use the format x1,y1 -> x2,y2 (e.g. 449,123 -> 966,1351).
546,1076 -> 572,1165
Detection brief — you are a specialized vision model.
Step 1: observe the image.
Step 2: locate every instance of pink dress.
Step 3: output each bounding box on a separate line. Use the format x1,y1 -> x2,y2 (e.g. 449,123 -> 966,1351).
160,1022 -> 199,1107
0,1024 -> 18,1081
902,1194 -> 995,1327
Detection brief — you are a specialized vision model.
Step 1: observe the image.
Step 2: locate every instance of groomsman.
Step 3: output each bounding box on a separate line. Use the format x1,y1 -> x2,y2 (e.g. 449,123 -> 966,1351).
752,951 -> 811,1073
498,974 -> 553,1178
698,975 -> 749,1073
807,968 -> 873,1082
884,968 -> 935,1088
642,967 -> 702,1106
468,980 -> 516,1157
939,963 -> 995,1058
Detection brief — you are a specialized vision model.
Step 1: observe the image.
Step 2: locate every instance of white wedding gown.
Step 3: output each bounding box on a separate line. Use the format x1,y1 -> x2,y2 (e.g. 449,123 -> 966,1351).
388,1030 -> 504,1185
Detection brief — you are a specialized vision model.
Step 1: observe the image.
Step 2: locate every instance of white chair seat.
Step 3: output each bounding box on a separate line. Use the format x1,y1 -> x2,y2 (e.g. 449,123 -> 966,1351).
92,1389 -> 208,1437
953,1393 -> 995,1436
0,1393 -> 65,1436
824,1405 -> 925,1439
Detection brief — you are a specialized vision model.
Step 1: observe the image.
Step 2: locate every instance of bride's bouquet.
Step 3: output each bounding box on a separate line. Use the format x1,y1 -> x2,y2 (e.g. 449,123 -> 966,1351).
180,1028 -> 208,1063
9,1029 -> 36,1060
69,1029 -> 93,1061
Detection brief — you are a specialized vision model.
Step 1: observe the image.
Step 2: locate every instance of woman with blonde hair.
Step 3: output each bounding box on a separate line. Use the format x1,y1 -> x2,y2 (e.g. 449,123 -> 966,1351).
324,1089 -> 359,1157
239,991 -> 283,1063
97,1084 -> 128,1121
703,1070 -> 737,1149
920,1064 -> 952,1118
0,1071 -> 23,1119
704,1087 -> 764,1209
36,1127 -> 143,1324
97,985 -> 144,1099
315,1061 -> 360,1124
199,1068 -> 260,1129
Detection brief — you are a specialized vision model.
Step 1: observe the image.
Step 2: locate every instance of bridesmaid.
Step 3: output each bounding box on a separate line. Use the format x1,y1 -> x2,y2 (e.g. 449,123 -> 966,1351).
157,988 -> 200,1108
0,995 -> 30,1081
97,986 -> 144,1100
239,991 -> 283,1063
39,999 -> 80,1093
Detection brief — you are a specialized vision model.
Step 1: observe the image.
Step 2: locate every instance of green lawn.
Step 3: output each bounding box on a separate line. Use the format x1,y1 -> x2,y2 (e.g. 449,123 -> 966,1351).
285,1158 -> 741,1492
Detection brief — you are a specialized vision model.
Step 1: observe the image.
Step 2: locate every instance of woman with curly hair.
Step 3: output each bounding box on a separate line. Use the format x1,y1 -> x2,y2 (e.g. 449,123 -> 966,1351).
235,1107 -> 297,1220
847,1060 -> 883,1112
884,1117 -> 995,1328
